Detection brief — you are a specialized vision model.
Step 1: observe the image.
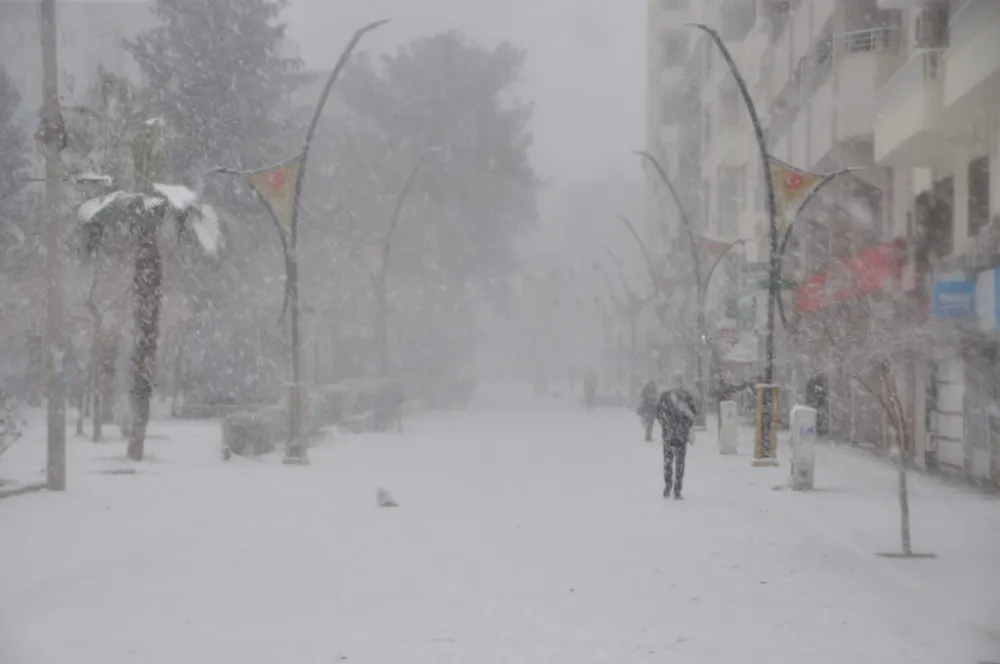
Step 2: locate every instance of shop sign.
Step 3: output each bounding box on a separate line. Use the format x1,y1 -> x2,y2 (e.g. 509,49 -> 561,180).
932,279 -> 976,320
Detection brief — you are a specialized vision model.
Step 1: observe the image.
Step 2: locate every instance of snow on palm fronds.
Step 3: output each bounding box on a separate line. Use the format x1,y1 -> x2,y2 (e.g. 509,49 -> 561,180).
79,180 -> 224,257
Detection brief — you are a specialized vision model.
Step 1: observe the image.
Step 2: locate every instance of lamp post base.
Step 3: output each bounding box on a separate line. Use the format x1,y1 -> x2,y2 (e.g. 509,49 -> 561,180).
284,383 -> 310,465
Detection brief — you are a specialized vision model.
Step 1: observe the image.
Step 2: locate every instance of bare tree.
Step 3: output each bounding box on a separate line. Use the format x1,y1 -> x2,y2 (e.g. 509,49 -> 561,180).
791,292 -> 955,557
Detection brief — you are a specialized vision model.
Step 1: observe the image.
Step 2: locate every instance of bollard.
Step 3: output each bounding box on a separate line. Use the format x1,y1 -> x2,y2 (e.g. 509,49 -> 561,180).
789,404 -> 817,490
719,400 -> 738,455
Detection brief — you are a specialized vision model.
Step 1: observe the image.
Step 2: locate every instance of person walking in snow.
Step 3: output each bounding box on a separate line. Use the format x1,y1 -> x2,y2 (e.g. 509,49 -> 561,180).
637,380 -> 659,442
657,374 -> 697,500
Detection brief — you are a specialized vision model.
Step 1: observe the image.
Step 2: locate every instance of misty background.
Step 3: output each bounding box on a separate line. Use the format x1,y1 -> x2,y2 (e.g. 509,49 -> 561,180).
286,0 -> 647,234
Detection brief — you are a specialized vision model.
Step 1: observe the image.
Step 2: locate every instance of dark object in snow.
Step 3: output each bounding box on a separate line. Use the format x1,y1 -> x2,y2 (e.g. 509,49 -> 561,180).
637,381 -> 658,442
376,488 -> 398,507
222,412 -> 277,458
221,446 -> 232,461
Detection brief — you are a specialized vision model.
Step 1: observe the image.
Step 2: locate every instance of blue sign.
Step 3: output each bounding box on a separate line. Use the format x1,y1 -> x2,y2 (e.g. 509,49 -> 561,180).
933,280 -> 977,320
976,267 -> 1000,331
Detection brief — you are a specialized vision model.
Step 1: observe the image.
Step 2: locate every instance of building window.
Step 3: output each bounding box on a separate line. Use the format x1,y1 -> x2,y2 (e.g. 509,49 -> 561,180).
968,156 -> 990,238
661,30 -> 688,67
661,0 -> 689,9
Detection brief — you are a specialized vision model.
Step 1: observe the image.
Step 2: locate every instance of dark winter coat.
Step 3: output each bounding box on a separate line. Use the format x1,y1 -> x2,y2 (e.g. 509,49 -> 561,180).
638,382 -> 658,418
657,388 -> 697,445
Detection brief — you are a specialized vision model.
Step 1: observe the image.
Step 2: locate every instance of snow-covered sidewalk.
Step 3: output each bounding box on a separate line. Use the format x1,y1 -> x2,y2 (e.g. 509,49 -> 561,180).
0,388 -> 997,663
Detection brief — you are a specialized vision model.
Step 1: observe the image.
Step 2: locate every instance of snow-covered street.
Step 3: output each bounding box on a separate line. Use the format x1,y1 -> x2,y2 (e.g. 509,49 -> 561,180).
1,386 -> 998,664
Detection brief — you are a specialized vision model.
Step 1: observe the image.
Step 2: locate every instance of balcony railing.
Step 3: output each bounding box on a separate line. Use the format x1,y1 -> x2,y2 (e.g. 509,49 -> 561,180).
948,0 -> 1000,49
876,48 -> 946,110
843,27 -> 901,54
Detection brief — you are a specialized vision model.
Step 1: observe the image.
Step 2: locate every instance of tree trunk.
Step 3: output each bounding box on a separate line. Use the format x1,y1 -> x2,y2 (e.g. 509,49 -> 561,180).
170,331 -> 187,418
40,0 -> 66,490
92,390 -> 102,442
881,362 -> 914,557
127,223 -> 162,462
897,454 -> 913,556
75,388 -> 85,436
89,327 -> 101,441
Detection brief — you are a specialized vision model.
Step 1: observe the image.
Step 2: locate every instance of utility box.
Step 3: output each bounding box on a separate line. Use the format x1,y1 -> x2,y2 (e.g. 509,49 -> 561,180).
789,404 -> 817,490
719,400 -> 738,455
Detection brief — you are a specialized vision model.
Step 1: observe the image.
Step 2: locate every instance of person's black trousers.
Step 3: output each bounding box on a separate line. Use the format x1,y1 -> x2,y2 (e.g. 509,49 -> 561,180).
662,440 -> 687,496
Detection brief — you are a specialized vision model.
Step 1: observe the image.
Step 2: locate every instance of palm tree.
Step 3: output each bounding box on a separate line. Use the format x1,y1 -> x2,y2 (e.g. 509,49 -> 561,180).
79,118 -> 222,461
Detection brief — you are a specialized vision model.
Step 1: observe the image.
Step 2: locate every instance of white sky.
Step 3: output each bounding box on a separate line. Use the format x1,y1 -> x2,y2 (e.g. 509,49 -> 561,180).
285,0 -> 646,189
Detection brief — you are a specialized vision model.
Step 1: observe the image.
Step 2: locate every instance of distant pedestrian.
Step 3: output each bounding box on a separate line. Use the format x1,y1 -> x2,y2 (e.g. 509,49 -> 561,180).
583,371 -> 597,410
656,374 -> 697,500
637,380 -> 659,442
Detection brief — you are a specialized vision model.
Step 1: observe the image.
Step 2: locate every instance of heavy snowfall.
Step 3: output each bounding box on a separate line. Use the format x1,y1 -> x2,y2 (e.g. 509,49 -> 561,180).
1,1 -> 999,663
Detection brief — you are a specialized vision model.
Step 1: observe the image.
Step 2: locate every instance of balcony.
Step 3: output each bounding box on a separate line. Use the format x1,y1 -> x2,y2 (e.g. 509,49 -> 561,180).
943,1 -> 1000,118
835,28 -> 901,145
874,49 -> 950,168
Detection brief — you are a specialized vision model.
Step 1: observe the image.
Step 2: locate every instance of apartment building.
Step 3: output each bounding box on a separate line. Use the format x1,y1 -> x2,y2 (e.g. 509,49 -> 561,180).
645,0 -> 701,259
873,0 -> 1000,480
646,0 -> 1000,482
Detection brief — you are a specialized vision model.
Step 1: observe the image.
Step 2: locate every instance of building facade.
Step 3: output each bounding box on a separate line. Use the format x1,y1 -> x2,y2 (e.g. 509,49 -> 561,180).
646,0 -> 1000,483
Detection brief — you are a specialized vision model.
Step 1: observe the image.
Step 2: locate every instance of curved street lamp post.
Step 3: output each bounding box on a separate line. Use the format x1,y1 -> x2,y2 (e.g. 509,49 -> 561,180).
689,23 -> 857,462
601,249 -> 644,397
371,148 -> 441,381
635,151 -> 714,425
207,20 -> 389,464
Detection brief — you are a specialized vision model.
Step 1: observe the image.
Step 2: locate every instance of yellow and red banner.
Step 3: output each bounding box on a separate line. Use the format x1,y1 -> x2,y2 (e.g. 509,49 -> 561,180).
769,158 -> 823,216
246,157 -> 302,233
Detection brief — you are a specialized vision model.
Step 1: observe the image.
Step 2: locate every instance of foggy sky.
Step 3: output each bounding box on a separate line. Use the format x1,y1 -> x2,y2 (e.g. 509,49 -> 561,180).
286,0 -> 646,190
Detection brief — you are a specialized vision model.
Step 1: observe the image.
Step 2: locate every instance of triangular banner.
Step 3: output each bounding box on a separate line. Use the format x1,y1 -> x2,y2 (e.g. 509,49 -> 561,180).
769,158 -> 823,214
246,156 -> 302,233
695,235 -> 734,284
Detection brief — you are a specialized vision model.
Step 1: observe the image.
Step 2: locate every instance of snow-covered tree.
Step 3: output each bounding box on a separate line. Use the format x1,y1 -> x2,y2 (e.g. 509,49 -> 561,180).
789,289 -> 961,557
79,117 -> 223,461
319,32 -> 540,380
0,66 -> 28,245
121,0 -> 306,406
339,33 -> 539,284
123,0 -> 303,176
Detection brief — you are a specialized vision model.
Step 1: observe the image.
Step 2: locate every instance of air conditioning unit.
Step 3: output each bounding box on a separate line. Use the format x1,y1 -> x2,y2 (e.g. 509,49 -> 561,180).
913,3 -> 949,49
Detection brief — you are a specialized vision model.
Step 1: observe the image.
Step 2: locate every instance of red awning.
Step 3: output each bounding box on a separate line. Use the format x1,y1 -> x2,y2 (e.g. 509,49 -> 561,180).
795,242 -> 903,314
